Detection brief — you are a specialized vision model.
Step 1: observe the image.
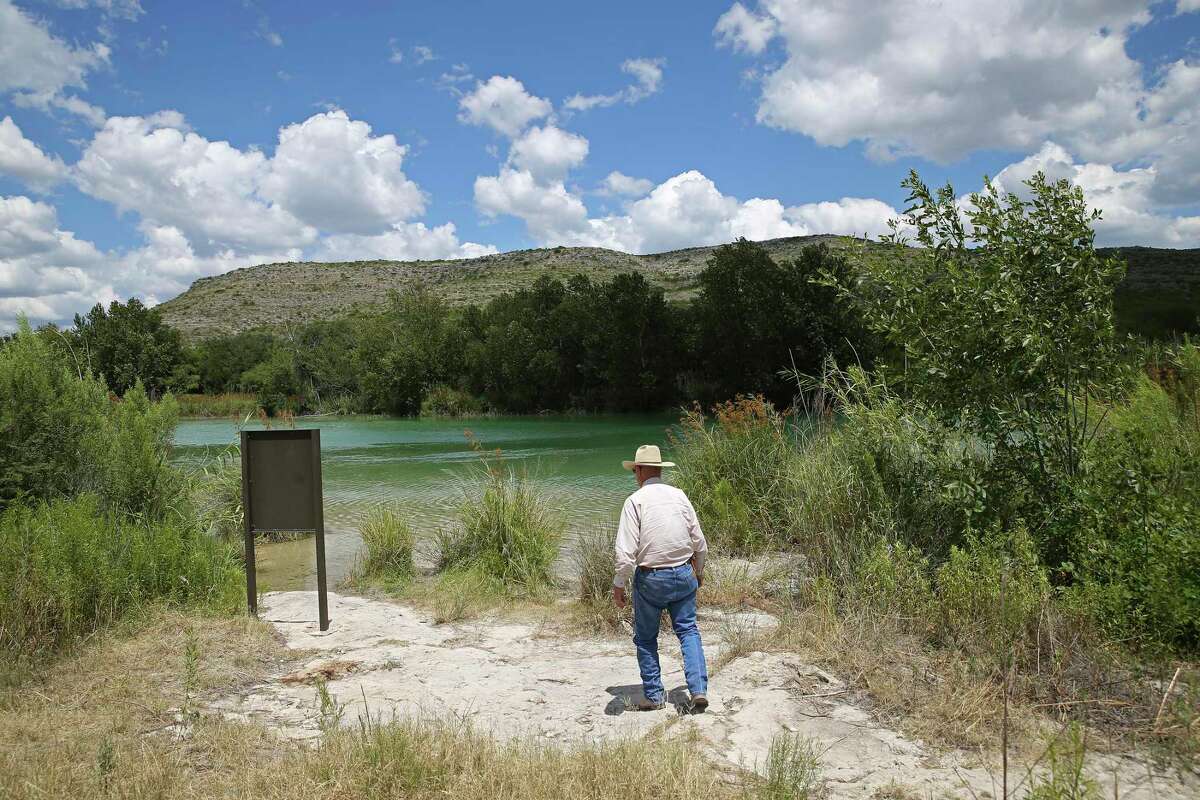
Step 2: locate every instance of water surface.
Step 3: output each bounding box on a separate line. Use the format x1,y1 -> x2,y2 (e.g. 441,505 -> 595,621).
173,414 -> 678,590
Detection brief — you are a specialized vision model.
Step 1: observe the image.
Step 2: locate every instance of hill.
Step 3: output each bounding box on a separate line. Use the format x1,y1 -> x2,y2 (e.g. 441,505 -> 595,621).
158,237 -> 1199,340
158,235 -> 862,339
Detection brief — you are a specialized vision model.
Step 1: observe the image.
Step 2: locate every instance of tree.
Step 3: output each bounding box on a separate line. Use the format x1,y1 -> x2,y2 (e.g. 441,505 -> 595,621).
71,299 -> 184,398
692,239 -> 873,405
837,170 -> 1127,564
353,287 -> 465,415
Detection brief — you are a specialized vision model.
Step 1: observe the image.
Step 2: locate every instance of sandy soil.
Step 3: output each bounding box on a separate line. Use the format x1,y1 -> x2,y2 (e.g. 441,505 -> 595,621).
212,591 -> 1197,800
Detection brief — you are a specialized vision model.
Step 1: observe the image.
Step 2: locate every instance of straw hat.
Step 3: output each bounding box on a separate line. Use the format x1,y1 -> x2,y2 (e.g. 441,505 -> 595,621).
622,444 -> 676,470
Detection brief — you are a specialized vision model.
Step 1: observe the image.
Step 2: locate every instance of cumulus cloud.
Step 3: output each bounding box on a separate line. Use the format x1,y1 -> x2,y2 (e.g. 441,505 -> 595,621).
508,125 -> 589,181
477,166 -> 897,254
714,2 -> 777,54
0,116 -> 69,192
1,108 -> 500,329
0,193 -> 109,329
0,0 -> 110,125
598,171 -> 653,197
12,91 -> 107,127
75,112 -> 316,254
992,143 -> 1200,247
475,167 -> 590,242
313,222 -> 497,262
717,0 -> 1199,183
564,58 -> 666,112
261,110 -> 426,234
458,76 -> 552,137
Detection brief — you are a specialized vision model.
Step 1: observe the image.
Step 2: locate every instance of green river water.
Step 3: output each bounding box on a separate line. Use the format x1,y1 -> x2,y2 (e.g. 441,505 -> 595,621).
173,414 -> 679,591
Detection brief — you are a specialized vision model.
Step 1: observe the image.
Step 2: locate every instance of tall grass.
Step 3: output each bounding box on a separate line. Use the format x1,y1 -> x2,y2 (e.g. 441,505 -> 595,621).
436,460 -> 562,597
355,506 -> 415,587
0,495 -> 242,661
174,392 -> 260,418
671,395 -> 805,555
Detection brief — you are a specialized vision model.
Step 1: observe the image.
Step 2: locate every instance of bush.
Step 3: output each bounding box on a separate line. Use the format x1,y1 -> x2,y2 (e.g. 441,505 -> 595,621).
1070,376 -> 1200,649
420,384 -> 483,417
1,323 -> 185,520
0,321 -> 109,511
357,506 -> 415,585
82,382 -> 183,522
0,495 -> 242,658
437,462 -> 562,597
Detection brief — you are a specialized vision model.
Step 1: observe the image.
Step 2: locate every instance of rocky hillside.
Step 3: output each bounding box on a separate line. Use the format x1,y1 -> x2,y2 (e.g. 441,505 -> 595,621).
158,236 -> 1199,340
158,235 -> 860,339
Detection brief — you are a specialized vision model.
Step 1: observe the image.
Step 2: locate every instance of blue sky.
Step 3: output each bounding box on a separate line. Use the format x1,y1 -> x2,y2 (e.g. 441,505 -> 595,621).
1,0 -> 1199,329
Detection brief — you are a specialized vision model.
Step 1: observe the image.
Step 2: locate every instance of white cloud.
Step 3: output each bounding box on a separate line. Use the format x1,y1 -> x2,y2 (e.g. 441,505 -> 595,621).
2,108 -> 501,329
477,165 -> 897,254
53,0 -> 143,20
0,116 -> 68,192
475,167 -> 590,241
458,76 -> 552,138
411,45 -> 435,64
719,0 -> 1199,174
1177,0 -> 1200,12
261,110 -> 426,234
0,0 -> 110,125
993,142 -> 1200,247
75,112 -> 316,254
714,2 -> 777,54
313,222 -> 497,262
11,90 -> 107,127
563,57 -> 665,111
508,125 -> 589,181
0,193 -> 109,329
598,171 -> 653,197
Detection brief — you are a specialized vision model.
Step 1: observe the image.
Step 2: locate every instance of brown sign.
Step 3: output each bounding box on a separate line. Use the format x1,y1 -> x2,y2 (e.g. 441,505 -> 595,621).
241,429 -> 329,630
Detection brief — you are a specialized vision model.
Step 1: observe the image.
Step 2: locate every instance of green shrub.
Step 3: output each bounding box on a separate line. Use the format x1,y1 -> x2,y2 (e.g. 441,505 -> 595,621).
1070,377 -> 1200,649
0,495 -> 242,658
357,506 -> 415,585
82,382 -> 183,521
0,321 -> 110,511
437,463 -> 562,597
1,323 -> 185,521
420,384 -> 483,417
751,733 -> 823,800
933,525 -> 1050,649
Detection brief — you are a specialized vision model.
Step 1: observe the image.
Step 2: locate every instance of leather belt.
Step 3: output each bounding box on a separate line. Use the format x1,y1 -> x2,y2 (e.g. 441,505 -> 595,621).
638,562 -> 688,574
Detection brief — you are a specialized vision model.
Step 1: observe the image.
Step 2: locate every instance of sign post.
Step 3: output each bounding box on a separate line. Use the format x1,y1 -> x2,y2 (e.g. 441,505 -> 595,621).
240,428 -> 329,631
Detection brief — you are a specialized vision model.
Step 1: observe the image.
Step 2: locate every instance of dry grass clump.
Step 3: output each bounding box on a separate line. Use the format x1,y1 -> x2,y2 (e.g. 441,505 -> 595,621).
0,605 -> 734,800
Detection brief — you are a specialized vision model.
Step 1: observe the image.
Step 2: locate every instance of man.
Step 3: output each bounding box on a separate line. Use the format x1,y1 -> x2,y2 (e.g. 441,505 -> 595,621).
613,444 -> 709,711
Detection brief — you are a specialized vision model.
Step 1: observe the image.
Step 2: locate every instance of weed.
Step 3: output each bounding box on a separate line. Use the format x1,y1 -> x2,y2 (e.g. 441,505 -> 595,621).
750,733 -> 823,800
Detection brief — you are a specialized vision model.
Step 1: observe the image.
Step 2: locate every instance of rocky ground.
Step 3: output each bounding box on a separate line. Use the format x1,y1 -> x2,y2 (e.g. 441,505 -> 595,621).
211,592 -> 1197,800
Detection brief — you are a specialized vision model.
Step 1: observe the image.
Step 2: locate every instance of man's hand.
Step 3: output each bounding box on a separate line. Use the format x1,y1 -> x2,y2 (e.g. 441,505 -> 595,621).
612,586 -> 626,608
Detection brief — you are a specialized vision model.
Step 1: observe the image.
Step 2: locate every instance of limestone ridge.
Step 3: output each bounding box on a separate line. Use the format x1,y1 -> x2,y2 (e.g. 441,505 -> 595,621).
157,236 -> 1200,341
157,235 -> 853,340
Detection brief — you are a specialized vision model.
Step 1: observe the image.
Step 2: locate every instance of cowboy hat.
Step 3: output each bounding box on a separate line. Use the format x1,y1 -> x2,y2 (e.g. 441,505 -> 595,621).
622,444 -> 676,470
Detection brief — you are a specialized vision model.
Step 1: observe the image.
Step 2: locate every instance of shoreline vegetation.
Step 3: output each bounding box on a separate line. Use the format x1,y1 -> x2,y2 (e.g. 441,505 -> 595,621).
3,171 -> 1198,797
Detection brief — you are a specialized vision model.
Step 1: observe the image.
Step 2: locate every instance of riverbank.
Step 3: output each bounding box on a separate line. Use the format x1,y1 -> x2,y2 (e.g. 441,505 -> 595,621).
3,567 -> 1195,800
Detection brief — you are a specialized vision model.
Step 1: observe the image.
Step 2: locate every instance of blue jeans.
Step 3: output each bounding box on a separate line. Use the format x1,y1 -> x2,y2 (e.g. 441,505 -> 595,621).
632,563 -> 708,704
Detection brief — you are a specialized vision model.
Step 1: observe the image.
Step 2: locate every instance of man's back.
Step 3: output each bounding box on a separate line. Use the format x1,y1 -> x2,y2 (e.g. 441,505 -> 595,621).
614,477 -> 707,590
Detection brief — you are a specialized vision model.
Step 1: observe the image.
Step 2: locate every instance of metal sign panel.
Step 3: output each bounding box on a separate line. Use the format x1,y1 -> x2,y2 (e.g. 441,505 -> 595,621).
241,428 -> 329,631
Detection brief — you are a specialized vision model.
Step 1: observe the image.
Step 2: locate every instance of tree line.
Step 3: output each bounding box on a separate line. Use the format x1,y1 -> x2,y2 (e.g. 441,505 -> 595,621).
43,241 -> 876,415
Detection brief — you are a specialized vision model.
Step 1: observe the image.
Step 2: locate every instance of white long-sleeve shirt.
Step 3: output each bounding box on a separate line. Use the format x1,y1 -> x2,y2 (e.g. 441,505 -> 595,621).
613,477 -> 707,589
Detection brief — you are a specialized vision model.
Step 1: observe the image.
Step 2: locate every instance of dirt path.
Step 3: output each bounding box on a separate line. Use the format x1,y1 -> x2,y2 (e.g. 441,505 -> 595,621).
212,592 -> 1197,800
